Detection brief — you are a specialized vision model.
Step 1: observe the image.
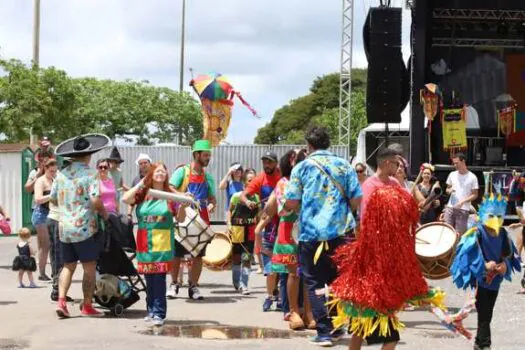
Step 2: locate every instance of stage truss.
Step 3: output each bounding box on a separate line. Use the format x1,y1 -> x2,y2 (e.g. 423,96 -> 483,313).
431,8 -> 525,48
338,0 -> 354,148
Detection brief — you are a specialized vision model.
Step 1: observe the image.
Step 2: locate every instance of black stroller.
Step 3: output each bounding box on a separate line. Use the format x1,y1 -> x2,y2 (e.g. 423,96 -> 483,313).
95,215 -> 146,316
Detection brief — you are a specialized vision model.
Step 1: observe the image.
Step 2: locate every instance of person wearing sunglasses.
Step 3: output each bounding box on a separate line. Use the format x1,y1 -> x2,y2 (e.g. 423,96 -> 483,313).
97,159 -> 119,215
354,163 -> 368,185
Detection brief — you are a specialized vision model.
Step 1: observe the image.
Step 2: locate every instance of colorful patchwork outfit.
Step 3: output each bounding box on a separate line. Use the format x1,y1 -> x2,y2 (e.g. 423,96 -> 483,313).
272,178 -> 298,273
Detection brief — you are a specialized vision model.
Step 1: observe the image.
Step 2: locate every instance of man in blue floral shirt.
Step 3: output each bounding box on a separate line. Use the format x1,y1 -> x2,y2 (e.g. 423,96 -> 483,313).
285,127 -> 361,346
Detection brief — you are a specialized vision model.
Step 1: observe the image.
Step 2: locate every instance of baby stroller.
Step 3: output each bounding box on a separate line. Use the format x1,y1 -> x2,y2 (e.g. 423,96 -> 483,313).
95,215 -> 146,316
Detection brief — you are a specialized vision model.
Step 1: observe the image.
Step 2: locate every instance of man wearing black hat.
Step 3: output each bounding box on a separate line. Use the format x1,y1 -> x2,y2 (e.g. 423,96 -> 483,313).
242,151 -> 281,311
50,134 -> 110,318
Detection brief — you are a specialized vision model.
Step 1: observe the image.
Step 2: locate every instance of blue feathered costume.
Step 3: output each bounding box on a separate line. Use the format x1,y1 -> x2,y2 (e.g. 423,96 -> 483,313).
450,191 -> 521,349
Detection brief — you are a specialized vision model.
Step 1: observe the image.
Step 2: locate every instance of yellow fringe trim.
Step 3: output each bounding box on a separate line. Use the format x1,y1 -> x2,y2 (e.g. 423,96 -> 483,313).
348,315 -> 404,338
409,288 -> 447,310
313,241 -> 329,265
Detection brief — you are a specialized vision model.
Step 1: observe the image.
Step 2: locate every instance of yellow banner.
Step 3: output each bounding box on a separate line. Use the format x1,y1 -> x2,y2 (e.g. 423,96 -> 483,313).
442,107 -> 467,151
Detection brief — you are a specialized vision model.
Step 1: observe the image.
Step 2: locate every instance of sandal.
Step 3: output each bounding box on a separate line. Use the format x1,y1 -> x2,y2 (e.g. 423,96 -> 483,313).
289,312 -> 305,330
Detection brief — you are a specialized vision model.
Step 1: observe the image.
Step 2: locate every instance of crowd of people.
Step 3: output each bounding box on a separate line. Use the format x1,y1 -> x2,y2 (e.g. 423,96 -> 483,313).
4,127 -> 525,350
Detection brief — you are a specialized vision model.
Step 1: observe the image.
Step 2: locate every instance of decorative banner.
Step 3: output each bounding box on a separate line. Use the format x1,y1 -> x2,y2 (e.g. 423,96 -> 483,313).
497,105 -> 516,137
420,83 -> 441,122
190,72 -> 259,146
201,99 -> 233,147
442,107 -> 467,152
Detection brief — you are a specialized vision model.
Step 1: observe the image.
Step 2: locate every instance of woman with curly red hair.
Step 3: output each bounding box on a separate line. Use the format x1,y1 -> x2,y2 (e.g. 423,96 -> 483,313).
123,162 -> 189,326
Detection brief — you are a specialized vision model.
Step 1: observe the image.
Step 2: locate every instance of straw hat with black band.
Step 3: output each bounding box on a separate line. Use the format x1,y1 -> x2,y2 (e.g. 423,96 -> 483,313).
55,134 -> 111,158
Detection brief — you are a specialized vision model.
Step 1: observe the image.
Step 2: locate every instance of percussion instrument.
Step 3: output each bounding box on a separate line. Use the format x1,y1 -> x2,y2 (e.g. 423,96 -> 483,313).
175,207 -> 215,258
415,222 -> 458,280
203,232 -> 232,271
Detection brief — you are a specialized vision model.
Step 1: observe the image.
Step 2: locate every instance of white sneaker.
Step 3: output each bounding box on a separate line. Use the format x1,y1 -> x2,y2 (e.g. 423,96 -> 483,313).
152,316 -> 164,326
189,286 -> 204,300
240,287 -> 250,296
144,314 -> 153,322
166,283 -> 179,299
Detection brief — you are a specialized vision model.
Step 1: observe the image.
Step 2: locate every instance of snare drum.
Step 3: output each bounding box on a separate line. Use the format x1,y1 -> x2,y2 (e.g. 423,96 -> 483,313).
203,232 -> 232,271
175,207 -> 215,258
415,222 -> 459,280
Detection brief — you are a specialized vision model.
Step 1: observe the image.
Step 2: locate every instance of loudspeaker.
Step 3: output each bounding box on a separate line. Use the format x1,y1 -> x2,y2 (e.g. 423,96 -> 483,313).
365,7 -> 403,124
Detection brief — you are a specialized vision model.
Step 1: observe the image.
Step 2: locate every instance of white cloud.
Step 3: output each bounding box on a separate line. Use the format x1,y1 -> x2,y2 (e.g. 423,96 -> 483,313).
0,0 -> 412,143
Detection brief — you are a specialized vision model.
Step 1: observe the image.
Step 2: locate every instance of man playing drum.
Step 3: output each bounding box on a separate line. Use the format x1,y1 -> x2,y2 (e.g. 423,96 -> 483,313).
167,140 -> 217,300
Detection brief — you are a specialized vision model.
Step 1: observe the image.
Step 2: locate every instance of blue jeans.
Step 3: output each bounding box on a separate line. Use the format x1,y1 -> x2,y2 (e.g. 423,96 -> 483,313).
299,237 -> 346,338
145,273 -> 167,319
279,274 -> 289,314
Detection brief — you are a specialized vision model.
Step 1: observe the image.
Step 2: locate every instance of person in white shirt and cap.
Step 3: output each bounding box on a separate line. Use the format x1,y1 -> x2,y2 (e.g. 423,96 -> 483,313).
127,153 -> 153,218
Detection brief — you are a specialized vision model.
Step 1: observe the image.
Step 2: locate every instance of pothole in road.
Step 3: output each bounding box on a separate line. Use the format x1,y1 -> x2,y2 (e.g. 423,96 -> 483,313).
0,338 -> 29,349
139,324 -> 310,340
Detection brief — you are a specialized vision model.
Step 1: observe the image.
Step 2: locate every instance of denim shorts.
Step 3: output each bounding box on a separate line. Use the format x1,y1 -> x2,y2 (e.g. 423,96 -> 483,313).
261,240 -> 275,276
31,206 -> 50,226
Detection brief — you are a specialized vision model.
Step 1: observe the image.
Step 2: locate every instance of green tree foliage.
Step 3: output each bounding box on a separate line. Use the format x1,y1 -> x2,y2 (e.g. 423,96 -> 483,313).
254,69 -> 368,149
0,58 -> 202,145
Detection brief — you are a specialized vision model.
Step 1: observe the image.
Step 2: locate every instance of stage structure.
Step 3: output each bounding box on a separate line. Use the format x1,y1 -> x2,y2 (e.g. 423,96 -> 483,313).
338,0 -> 354,149
409,0 -> 525,175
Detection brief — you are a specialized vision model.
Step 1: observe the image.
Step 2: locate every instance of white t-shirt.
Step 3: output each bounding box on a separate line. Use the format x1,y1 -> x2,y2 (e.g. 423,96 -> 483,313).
446,171 -> 479,211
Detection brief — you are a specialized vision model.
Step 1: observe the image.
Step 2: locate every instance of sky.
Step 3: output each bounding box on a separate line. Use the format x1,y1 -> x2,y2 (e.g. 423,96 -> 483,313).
0,0 -> 411,144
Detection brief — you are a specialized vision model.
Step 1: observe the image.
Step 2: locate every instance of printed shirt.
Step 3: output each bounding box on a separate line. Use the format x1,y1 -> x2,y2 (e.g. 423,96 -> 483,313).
229,191 -> 260,226
50,162 -> 100,243
285,150 -> 362,242
135,198 -> 179,274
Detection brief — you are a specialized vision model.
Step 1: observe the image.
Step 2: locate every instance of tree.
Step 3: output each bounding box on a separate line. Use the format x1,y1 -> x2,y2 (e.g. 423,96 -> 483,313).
254,69 -> 368,148
0,58 -> 202,145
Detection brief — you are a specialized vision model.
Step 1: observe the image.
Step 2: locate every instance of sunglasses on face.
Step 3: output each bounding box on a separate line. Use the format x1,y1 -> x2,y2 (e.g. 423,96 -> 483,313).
98,166 -> 108,170
356,169 -> 365,174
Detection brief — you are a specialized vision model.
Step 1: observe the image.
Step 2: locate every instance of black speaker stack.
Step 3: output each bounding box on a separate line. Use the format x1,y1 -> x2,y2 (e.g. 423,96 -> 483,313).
364,7 -> 404,124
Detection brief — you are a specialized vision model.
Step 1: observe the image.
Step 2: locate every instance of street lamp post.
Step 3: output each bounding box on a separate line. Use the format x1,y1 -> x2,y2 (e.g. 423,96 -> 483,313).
179,0 -> 186,92
30,0 -> 41,145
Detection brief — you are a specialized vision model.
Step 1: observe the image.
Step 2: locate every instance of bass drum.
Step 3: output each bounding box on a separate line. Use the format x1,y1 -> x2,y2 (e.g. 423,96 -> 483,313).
203,232 -> 232,271
415,222 -> 459,280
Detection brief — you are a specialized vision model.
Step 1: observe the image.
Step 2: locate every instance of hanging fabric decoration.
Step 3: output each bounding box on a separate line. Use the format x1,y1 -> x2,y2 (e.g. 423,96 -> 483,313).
190,72 -> 259,147
420,83 -> 441,124
442,106 -> 467,154
497,105 -> 516,137
420,83 -> 442,163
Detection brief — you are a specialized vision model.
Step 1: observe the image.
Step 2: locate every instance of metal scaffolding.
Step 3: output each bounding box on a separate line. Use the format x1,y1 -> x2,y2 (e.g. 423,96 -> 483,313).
433,8 -> 525,21
432,37 -> 525,48
338,0 -> 354,148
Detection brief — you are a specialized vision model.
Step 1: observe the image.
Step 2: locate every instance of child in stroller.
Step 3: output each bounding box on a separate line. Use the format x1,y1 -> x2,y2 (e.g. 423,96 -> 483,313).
95,216 -> 146,316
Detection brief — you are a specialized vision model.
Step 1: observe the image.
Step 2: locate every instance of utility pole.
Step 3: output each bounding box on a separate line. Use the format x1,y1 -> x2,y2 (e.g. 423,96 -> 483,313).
179,0 -> 186,92
30,0 -> 41,145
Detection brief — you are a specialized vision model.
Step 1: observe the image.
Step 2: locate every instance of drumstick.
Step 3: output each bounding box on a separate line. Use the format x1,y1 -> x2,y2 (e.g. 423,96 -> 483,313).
415,237 -> 431,244
148,189 -> 200,207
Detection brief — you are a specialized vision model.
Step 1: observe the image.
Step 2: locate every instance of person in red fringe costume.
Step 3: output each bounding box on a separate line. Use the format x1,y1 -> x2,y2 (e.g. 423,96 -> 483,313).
329,185 -> 445,350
